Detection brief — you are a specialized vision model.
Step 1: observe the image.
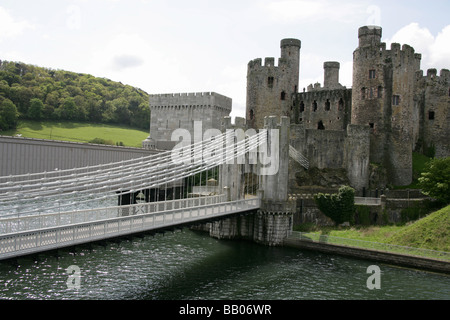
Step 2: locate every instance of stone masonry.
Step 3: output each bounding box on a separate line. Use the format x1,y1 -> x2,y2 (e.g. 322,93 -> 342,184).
248,25 -> 449,191
144,92 -> 232,150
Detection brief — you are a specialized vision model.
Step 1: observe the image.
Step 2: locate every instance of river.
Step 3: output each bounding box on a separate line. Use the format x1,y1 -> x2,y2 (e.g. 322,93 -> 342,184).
0,228 -> 448,300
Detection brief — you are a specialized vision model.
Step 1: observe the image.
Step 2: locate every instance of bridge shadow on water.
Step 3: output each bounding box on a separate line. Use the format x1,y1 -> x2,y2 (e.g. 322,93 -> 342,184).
113,230 -> 298,300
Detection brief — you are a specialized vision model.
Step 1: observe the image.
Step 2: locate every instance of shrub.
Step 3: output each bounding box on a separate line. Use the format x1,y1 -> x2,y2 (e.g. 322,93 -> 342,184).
418,157 -> 450,205
314,186 -> 355,226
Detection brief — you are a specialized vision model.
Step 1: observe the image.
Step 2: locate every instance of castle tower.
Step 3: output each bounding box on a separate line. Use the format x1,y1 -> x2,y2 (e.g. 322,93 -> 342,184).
323,61 -> 341,89
246,38 -> 301,129
352,26 -> 418,186
147,92 -> 232,150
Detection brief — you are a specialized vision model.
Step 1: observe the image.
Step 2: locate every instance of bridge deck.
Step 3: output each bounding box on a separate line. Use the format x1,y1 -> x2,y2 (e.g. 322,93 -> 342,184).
0,196 -> 260,261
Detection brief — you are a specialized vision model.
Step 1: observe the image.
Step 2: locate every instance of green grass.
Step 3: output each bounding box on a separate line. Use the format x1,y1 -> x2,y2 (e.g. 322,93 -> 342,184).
2,120 -> 149,148
294,224 -> 404,243
294,205 -> 450,254
385,205 -> 449,252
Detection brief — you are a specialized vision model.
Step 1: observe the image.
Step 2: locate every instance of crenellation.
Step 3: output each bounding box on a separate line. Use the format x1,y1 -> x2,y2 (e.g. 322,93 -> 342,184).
264,57 -> 275,67
427,68 -> 437,78
439,69 -> 449,80
143,24 -> 447,193
390,42 -> 401,52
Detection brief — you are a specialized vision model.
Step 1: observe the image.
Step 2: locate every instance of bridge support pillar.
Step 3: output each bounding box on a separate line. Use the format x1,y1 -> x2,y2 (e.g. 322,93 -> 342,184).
209,116 -> 295,246
255,116 -> 295,246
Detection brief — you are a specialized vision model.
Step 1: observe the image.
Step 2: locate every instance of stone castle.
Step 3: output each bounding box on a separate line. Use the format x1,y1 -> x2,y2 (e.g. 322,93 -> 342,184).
246,25 -> 449,192
145,25 -> 449,193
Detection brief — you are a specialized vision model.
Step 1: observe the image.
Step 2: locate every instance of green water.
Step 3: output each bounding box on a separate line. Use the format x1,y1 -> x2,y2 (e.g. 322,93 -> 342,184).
0,229 -> 448,300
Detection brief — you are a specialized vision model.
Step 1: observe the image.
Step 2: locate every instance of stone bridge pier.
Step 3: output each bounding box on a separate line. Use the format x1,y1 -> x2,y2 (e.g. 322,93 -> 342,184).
209,116 -> 295,246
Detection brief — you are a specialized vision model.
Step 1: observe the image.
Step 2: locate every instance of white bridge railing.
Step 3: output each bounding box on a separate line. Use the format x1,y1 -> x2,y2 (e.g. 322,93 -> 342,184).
354,197 -> 382,206
0,197 -> 260,261
0,194 -> 227,234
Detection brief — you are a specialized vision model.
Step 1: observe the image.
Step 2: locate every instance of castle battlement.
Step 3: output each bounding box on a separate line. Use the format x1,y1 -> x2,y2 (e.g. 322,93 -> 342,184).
149,91 -> 225,98
149,91 -> 232,111
248,57 -> 289,70
415,68 -> 450,83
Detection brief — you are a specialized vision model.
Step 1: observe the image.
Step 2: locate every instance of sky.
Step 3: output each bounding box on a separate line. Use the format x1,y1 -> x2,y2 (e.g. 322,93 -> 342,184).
0,0 -> 449,120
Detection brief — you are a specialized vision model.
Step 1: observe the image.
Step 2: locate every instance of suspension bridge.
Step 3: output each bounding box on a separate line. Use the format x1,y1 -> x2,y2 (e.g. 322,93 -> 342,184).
0,117 -> 307,261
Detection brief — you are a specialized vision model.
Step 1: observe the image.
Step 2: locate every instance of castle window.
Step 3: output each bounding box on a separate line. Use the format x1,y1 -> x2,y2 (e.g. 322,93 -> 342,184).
428,111 -> 435,120
299,117 -> 303,122
318,121 -> 325,130
392,95 -> 400,106
268,77 -> 274,88
369,69 -> 376,79
369,88 -> 374,99
249,109 -> 255,120
369,123 -> 374,129
300,101 -> 305,113
281,91 -> 286,101
313,101 -> 318,112
325,99 -> 331,111
377,86 -> 383,99
338,98 -> 344,111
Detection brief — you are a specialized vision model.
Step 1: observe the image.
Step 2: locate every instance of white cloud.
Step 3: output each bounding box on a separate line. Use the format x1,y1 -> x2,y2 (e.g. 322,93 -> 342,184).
429,25 -> 450,70
386,23 -> 450,71
264,0 -> 366,24
0,7 -> 34,41
85,32 -> 191,93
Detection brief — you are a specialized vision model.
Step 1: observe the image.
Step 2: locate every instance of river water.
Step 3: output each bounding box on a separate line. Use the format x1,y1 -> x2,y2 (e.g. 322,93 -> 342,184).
0,228 -> 448,300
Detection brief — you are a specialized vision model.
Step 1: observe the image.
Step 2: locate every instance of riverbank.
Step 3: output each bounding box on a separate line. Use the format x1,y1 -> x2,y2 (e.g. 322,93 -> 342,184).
284,232 -> 450,274
287,205 -> 450,274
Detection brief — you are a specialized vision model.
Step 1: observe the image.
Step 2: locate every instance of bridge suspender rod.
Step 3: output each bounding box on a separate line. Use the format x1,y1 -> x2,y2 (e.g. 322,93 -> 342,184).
0,129 -> 239,195
0,129 -> 237,187
0,130 -> 267,217
1,130 -> 265,217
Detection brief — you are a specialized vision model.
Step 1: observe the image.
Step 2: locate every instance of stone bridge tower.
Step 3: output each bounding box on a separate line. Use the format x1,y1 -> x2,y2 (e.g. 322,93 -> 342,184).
209,116 -> 294,246
246,39 -> 301,130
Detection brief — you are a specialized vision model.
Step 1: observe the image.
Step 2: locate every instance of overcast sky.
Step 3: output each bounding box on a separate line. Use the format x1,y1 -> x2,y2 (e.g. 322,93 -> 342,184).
1,0 -> 449,119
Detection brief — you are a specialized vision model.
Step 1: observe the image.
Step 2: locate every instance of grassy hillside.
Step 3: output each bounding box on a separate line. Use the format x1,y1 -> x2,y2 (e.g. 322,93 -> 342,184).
0,60 -> 150,130
2,120 -> 149,148
386,205 -> 449,252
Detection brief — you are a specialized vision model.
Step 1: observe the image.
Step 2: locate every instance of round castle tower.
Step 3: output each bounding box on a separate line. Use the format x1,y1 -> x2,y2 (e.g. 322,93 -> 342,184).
352,26 -> 420,186
246,38 -> 301,129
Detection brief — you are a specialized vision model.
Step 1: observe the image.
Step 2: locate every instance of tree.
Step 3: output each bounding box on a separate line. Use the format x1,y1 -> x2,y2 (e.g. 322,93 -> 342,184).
57,97 -> 77,120
418,157 -> 450,205
0,98 -> 19,130
314,186 -> 356,226
28,98 -> 44,120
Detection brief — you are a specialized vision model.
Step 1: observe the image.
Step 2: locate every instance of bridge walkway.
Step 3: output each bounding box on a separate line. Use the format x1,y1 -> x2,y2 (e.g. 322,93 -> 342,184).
0,195 -> 260,261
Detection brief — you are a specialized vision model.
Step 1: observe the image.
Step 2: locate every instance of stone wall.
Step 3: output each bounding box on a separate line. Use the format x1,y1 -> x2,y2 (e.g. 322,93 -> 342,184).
284,237 -> 450,274
148,92 -> 232,149
289,123 -> 370,192
351,26 -> 425,186
246,39 -> 301,130
415,69 -> 450,158
293,88 -> 352,131
206,209 -> 294,247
